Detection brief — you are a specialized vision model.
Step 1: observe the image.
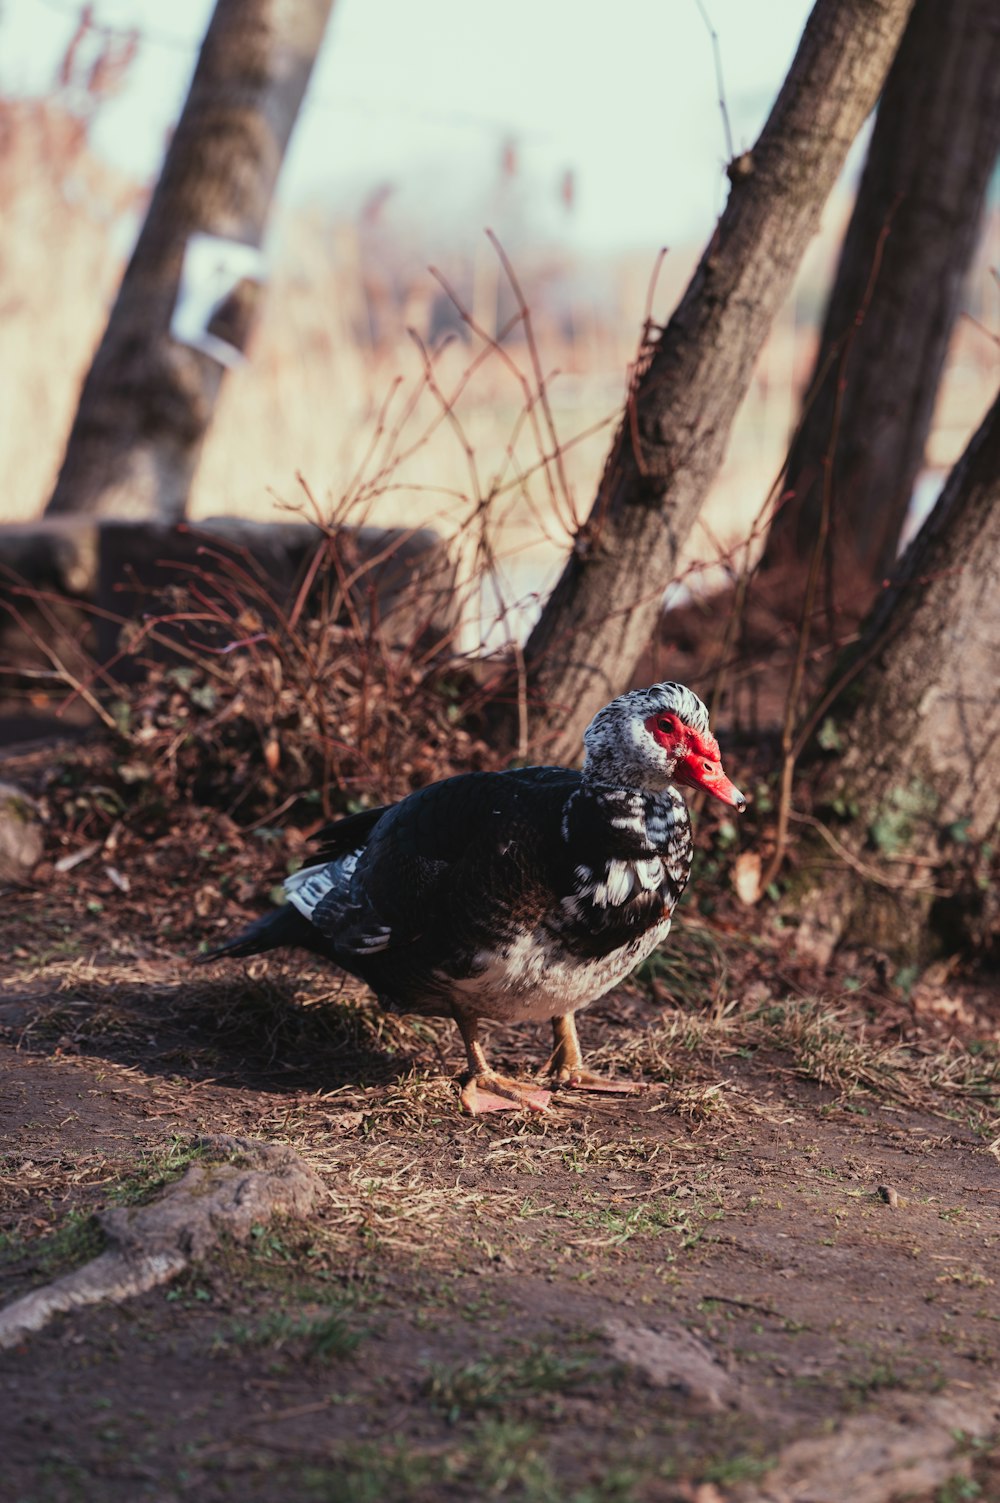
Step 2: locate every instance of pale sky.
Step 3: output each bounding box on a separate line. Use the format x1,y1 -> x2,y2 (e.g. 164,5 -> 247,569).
8,0 -> 815,253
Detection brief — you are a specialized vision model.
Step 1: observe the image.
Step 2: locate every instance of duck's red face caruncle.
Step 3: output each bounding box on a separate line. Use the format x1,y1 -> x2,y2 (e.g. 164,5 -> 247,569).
644,712 -> 747,811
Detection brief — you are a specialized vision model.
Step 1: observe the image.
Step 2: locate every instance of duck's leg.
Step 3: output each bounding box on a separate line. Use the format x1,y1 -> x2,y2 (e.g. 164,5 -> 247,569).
549,1013 -> 644,1094
453,1011 -> 551,1115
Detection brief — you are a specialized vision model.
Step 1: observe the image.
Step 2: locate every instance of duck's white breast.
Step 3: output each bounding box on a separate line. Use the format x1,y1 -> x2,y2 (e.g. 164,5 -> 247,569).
439,917 -> 672,1024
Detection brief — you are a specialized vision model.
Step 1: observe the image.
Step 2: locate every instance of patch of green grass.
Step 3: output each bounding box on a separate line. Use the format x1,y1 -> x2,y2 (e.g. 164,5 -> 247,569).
106,1136 -> 211,1208
223,1300 -> 363,1363
935,1477 -> 981,1503
165,1278 -> 214,1308
33,1455 -> 94,1500
584,1201 -> 684,1245
453,1420 -> 565,1503
0,1208 -> 105,1286
700,1452 -> 773,1486
842,1352 -> 948,1408
420,1283 -> 511,1325
248,1222 -> 299,1260
297,1419 -> 640,1503
423,1348 -> 592,1425
516,1185 -> 721,1258
33,1210 -> 104,1274
559,1132 -> 659,1176
212,1221 -> 391,1314
582,1192 -> 720,1251
299,1446 -> 436,1503
845,1360 -> 902,1401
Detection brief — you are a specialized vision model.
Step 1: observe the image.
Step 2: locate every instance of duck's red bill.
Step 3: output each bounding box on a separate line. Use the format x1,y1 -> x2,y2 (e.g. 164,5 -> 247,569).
674,750 -> 747,811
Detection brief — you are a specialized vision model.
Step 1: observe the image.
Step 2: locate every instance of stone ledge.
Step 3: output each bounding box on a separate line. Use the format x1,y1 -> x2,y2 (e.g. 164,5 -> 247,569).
1,515 -> 457,657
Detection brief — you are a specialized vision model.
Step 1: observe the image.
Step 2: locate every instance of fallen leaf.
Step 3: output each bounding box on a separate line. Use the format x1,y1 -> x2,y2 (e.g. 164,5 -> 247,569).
54,841 -> 101,874
732,850 -> 762,906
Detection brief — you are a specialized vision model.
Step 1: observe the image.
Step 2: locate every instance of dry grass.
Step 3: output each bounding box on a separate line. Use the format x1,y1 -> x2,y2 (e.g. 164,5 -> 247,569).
4,934 -> 996,1280
0,101 -> 139,528
570,988 -> 999,1140
286,1148 -> 503,1260
7,939 -> 997,1132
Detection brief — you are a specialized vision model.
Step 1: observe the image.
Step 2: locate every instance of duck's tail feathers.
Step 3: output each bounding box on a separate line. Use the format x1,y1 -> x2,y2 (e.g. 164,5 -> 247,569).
195,903 -> 320,965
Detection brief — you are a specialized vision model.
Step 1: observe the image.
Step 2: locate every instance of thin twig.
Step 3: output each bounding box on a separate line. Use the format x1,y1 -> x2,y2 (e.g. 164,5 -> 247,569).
0,598 -> 118,730
693,0 -> 734,163
487,228 -> 579,531
787,810 -> 950,896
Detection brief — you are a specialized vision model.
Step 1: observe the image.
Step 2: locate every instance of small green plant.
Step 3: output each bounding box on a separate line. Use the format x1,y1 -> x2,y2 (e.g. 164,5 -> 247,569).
846,1361 -> 901,1400
700,1453 -> 772,1486
935,1476 -> 981,1503
227,1302 -> 363,1362
869,779 -> 939,856
0,1210 -> 105,1283
108,1137 -> 211,1207
423,1349 -> 589,1424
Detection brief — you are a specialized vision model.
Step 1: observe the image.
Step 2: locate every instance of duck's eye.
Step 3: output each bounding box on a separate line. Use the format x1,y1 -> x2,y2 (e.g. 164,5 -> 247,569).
656,717 -> 672,733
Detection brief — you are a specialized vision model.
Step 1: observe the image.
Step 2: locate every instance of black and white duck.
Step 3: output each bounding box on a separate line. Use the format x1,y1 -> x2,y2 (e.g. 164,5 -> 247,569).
200,681 -> 745,1113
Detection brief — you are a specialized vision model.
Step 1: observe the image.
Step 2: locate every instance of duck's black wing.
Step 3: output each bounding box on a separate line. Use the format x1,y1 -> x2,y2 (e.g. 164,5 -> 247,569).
304,767 -> 579,962
311,803 -> 391,865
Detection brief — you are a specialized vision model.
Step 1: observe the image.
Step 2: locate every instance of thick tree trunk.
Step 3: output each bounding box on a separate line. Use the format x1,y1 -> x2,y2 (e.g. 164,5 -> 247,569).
762,0 -> 1000,586
795,384 -> 1000,963
45,0 -> 334,524
522,0 -> 915,763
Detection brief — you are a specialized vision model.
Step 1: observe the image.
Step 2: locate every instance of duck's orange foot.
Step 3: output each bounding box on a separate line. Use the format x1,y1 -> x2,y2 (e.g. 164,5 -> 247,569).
553,1069 -> 646,1095
460,1074 -> 552,1115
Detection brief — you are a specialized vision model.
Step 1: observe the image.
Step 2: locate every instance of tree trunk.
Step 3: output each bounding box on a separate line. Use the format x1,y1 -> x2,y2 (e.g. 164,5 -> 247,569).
521,0 -> 916,763
45,0 -> 334,524
795,383 -> 1000,964
762,0 -> 1000,587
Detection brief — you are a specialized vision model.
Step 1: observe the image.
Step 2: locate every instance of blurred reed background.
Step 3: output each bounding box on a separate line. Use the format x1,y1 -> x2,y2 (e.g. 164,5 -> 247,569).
2,88 -> 998,651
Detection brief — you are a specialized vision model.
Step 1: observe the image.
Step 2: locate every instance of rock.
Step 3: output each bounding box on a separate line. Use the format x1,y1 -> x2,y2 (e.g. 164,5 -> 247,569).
603,1318 -> 743,1413
95,517 -> 457,663
0,516 -> 458,744
741,1388 -> 1000,1503
0,781 -> 44,884
0,517 -> 455,630
0,518 -> 99,595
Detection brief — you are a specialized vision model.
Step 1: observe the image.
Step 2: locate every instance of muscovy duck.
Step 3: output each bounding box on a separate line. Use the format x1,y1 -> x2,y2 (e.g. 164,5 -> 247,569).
200,682 -> 745,1113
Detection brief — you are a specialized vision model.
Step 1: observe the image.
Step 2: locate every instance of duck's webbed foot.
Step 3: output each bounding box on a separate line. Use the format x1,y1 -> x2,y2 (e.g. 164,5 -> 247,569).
453,1010 -> 551,1116
459,1073 -> 552,1116
548,1014 -> 645,1095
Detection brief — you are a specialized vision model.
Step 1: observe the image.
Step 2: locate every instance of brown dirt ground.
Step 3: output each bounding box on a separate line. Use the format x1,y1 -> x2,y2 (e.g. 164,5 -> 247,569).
1,872 -> 999,1503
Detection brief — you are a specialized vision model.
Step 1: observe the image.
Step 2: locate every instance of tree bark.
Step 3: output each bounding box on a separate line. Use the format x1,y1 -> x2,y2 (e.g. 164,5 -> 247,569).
521,0 -> 916,763
762,0 -> 1000,585
795,383 -> 1000,963
45,0 -> 334,524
